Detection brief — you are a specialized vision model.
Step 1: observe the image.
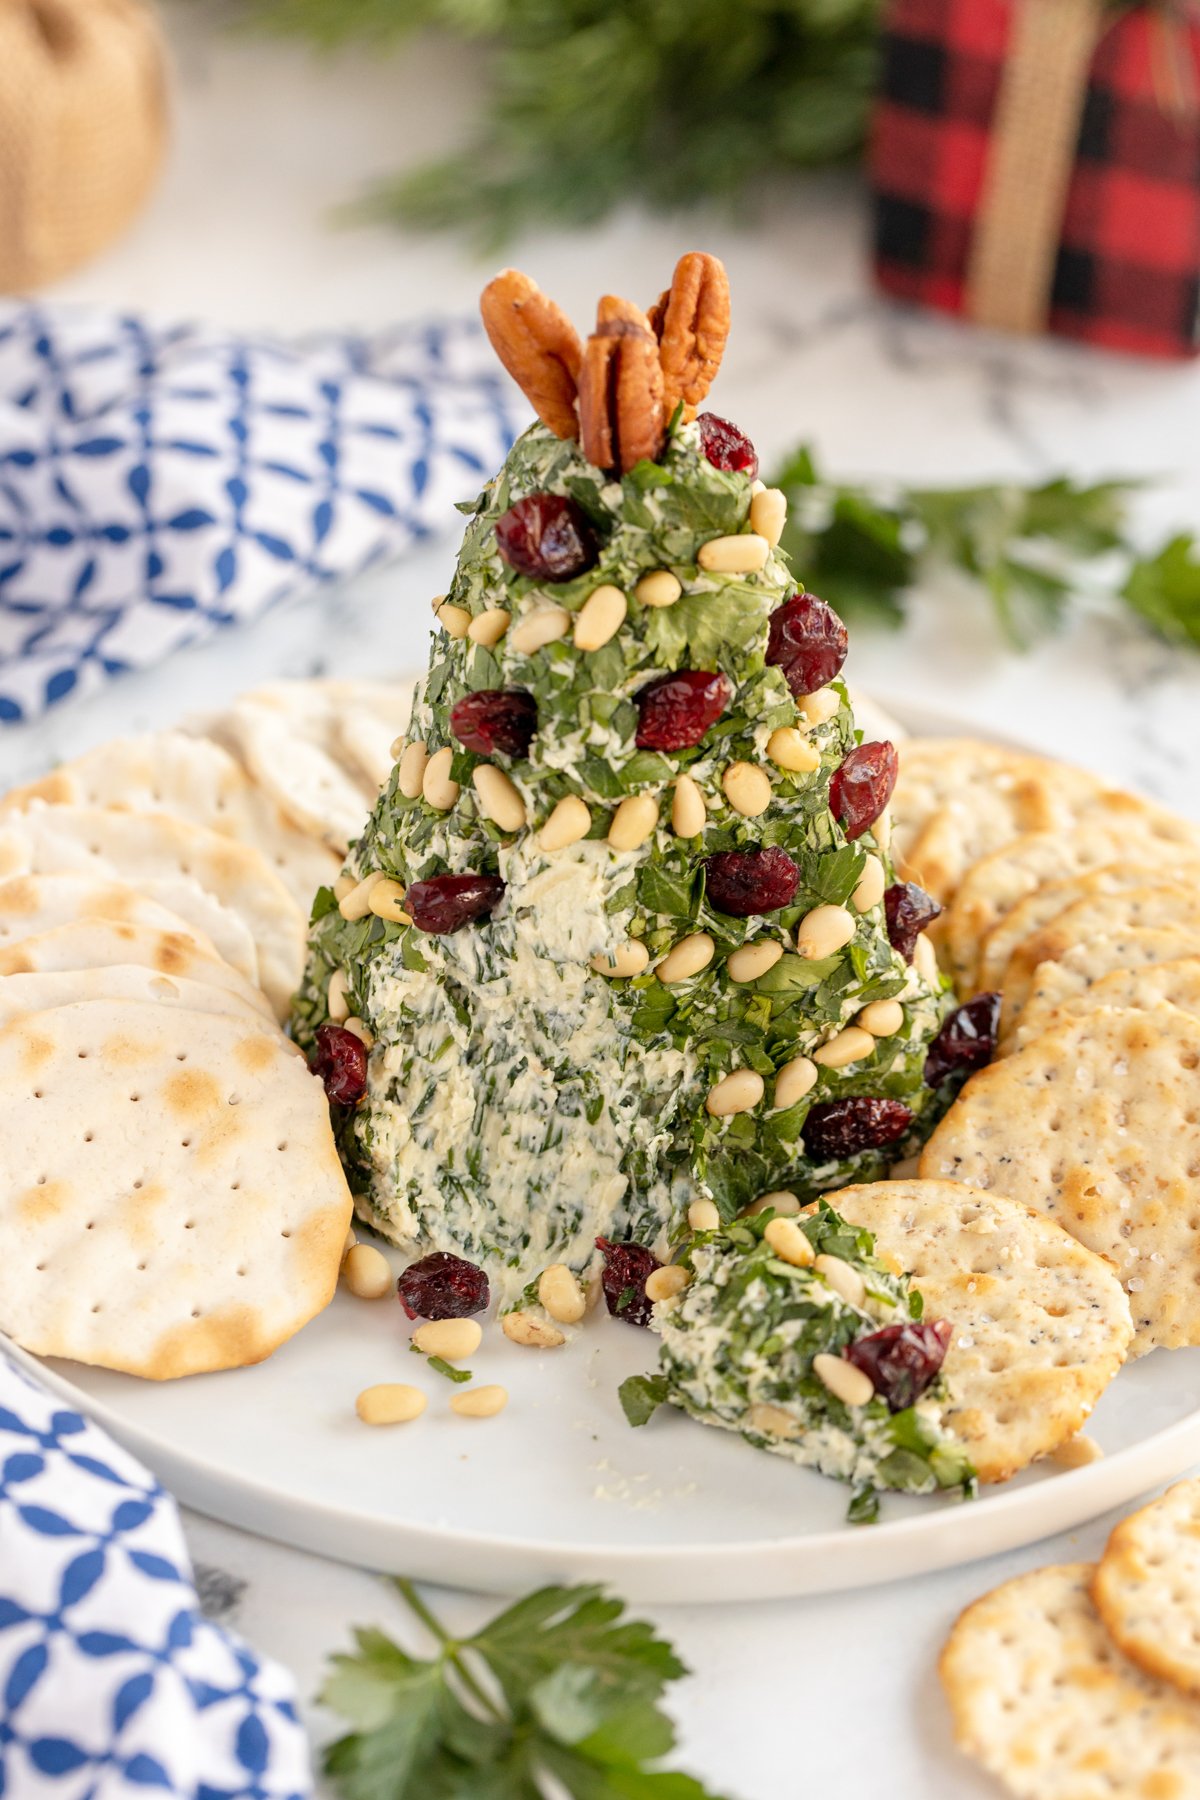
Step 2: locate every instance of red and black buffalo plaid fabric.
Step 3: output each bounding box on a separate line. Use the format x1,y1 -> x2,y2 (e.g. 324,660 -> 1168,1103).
870,0 -> 1200,357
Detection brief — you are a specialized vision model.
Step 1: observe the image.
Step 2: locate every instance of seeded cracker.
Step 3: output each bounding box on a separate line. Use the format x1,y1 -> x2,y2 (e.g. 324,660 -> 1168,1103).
940,1564 -> 1200,1799
1003,927 -> 1200,1050
0,1000 -> 351,1377
1002,957 -> 1200,1056
920,1007 -> 1200,1352
1093,1479 -> 1200,1698
828,1181 -> 1131,1481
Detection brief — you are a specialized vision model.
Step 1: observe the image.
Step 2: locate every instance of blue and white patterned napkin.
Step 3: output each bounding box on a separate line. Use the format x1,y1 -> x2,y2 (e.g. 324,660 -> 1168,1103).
0,303 -> 524,723
0,1350 -> 312,1797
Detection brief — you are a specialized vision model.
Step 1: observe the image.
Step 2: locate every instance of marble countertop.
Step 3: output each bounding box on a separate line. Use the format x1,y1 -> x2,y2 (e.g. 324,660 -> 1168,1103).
5,9 -> 1200,1795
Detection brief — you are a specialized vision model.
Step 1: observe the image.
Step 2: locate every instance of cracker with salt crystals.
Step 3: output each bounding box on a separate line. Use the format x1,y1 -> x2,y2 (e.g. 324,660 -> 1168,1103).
946,800 -> 1200,996
827,1181 -> 1131,1483
920,1007 -> 1200,1352
1093,1479 -> 1200,1699
1008,931 -> 1200,1054
2,730 -> 339,912
0,872 -> 208,948
0,1000 -> 351,1378
940,1563 -> 1200,1799
0,805 -> 303,1016
1003,957 -> 1200,1057
977,856 -> 1200,995
0,965 -> 265,1026
0,920 -> 274,1017
1000,885 -> 1200,1036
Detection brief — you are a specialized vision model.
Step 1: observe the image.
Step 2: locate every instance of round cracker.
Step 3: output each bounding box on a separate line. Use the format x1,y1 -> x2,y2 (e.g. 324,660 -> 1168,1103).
1093,1479 -> 1200,1699
0,920 -> 273,1018
0,1000 -> 351,1378
0,872 -> 212,949
940,1562 -> 1200,1799
1003,958 -> 1200,1057
826,1181 -> 1131,1483
1008,932 -> 1200,1054
920,1007 -> 1200,1353
204,699 -> 373,851
0,965 -> 266,1026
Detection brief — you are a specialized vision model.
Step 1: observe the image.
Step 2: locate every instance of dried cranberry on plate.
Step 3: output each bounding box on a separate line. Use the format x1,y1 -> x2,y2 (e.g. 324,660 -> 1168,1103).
924,993 -> 1002,1089
398,1251 -> 490,1320
596,1238 -> 661,1328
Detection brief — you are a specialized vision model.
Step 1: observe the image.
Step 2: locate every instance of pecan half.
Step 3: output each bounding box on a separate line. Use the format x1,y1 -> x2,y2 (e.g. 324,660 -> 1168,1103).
578,296 -> 665,475
480,269 -> 583,440
655,252 -> 731,417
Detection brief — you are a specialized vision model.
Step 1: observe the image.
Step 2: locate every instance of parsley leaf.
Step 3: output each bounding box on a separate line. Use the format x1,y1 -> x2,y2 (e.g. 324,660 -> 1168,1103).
1123,533 -> 1200,647
322,1580 -> 733,1800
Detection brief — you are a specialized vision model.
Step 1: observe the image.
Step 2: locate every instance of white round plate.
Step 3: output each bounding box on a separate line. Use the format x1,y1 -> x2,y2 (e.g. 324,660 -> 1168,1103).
12,697 -> 1200,1604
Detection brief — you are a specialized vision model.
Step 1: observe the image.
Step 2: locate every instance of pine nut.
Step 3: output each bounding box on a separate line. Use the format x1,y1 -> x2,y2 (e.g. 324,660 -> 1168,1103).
435,601 -> 471,639
451,1384 -> 508,1419
509,606 -> 571,654
750,478 -> 766,496
608,793 -> 659,850
688,1198 -> 721,1232
747,1402 -> 800,1439
814,1253 -> 866,1307
327,967 -> 351,1023
1050,1432 -> 1103,1469
858,998 -> 904,1037
914,934 -> 940,983
656,933 -> 715,984
369,878 -> 411,925
635,569 -> 683,608
422,746 -> 459,811
874,808 -> 893,856
813,1026 -> 875,1069
749,486 -> 787,548
342,1243 -> 392,1300
706,1067 -> 764,1117
774,1055 -> 817,1109
852,853 -> 886,913
356,1383 -> 427,1426
746,1189 -> 800,1217
333,873 -> 356,902
645,1264 -> 690,1303
722,761 -> 772,817
468,607 -> 510,646
767,727 -> 820,774
764,1215 -> 815,1267
339,871 -> 384,921
796,686 -> 840,725
342,1227 -> 357,1258
538,1263 -> 586,1324
390,734 -> 406,761
727,940 -> 783,984
697,533 -> 771,574
473,764 -> 527,832
813,1353 -> 874,1408
574,584 -> 627,650
539,795 -> 592,851
430,592 -> 445,614
590,940 -> 650,978
671,775 -> 707,838
796,904 -> 856,960
502,1310 -> 565,1348
398,740 -> 429,799
413,1318 -> 482,1360
343,1016 -> 373,1047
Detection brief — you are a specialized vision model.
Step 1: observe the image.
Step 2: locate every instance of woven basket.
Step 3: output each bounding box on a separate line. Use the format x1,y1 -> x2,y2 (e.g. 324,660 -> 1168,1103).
0,0 -> 168,292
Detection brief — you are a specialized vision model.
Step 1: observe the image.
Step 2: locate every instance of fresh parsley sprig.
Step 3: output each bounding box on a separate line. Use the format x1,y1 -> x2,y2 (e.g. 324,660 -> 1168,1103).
321,1578 -> 733,1799
771,444 -> 1200,652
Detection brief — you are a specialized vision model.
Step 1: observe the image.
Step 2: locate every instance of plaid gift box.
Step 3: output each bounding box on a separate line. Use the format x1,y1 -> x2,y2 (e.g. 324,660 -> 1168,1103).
869,0 -> 1200,357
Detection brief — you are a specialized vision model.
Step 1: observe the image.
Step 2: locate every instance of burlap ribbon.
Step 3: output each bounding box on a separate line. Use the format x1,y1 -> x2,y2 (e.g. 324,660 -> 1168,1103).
0,0 -> 168,294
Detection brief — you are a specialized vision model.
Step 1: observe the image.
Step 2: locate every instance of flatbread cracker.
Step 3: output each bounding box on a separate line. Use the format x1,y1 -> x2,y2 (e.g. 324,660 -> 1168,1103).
0,1000 -> 351,1378
940,1563 -> 1200,1799
1003,958 -> 1200,1056
0,920 -> 273,1018
1093,1479 -> 1200,1699
0,965 -> 264,1025
826,1182 -> 1131,1482
946,800 -> 1200,996
1001,886 -> 1200,1036
920,1007 -> 1200,1352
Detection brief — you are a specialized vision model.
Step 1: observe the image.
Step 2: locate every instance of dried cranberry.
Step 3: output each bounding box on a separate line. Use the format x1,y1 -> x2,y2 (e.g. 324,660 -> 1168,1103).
495,493 -> 598,582
844,1319 -> 953,1413
697,412 -> 759,479
449,689 -> 537,758
310,1022 -> 368,1106
397,1251 -> 489,1320
704,847 -> 800,917
925,992 -> 1001,1089
406,873 -> 504,934
596,1237 -> 661,1328
765,593 -> 848,697
804,1097 -> 914,1160
830,741 -> 899,841
884,882 -> 943,962
635,670 -> 731,751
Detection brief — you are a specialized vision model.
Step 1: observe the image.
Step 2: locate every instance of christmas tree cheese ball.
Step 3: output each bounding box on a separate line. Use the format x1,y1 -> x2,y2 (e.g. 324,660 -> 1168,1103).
294,256 -> 953,1304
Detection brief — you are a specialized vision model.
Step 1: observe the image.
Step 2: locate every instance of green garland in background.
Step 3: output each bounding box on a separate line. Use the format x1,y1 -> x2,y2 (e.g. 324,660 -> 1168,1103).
247,0 -> 883,246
